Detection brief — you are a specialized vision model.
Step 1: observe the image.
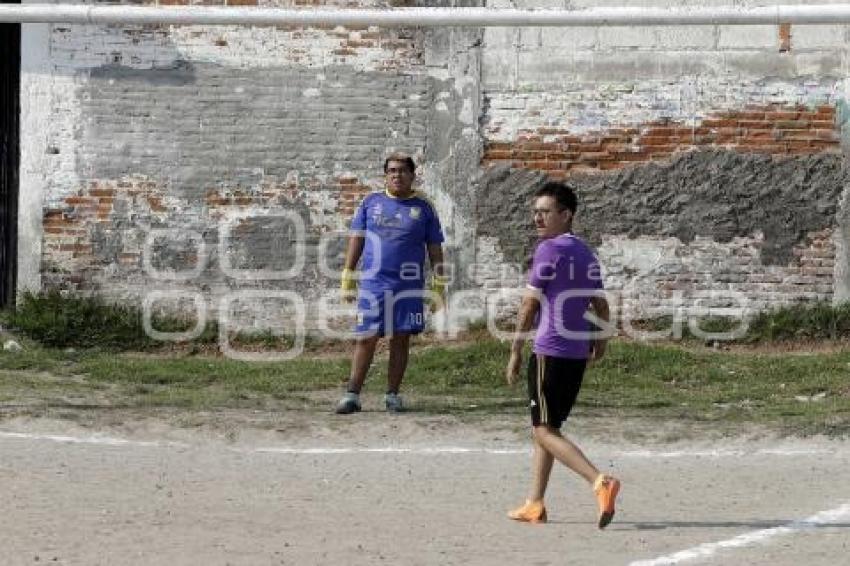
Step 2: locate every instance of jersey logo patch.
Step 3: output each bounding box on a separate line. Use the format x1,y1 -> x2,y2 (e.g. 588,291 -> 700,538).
409,207 -> 421,219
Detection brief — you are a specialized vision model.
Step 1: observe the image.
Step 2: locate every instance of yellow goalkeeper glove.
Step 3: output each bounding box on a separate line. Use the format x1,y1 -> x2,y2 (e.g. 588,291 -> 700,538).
340,268 -> 358,303
428,274 -> 449,313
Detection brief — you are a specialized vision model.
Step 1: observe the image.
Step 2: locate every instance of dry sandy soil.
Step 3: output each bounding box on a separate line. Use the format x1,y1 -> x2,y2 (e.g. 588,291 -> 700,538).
1,408 -> 849,566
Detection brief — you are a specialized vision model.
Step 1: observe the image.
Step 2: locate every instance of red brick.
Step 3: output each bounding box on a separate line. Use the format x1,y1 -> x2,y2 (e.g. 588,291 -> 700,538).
65,197 -> 93,205
701,119 -> 737,128
537,128 -> 570,135
516,142 -> 553,151
739,111 -> 768,120
617,151 -> 652,162
649,151 -> 677,160
59,244 -> 92,253
558,135 -> 582,144
737,120 -> 771,129
486,142 -> 513,152
147,197 -> 167,212
744,130 -> 781,141
808,139 -> 841,150
779,23 -> 792,52
765,111 -> 800,121
775,120 -> 811,129
483,150 -> 511,161
43,216 -> 72,227
521,160 -> 561,170
579,151 -> 614,161
644,127 -> 679,136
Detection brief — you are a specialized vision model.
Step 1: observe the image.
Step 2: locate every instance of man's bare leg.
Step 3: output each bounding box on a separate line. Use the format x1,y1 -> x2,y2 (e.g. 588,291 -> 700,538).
529,438 -> 555,501
346,335 -> 380,393
508,437 -> 553,523
387,333 -> 411,394
532,425 -> 599,484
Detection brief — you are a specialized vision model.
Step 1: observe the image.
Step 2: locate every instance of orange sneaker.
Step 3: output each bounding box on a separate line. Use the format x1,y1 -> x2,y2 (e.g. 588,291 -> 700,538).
507,499 -> 547,524
593,475 -> 620,529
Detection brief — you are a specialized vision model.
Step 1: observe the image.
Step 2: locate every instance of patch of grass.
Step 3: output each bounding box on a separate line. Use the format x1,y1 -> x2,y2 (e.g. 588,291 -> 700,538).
0,337 -> 848,434
0,343 -> 68,374
7,291 -> 152,350
1,293 -> 849,435
3,292 -> 349,355
7,292 -> 850,353
5,291 -> 217,350
746,301 -> 850,342
633,301 -> 850,344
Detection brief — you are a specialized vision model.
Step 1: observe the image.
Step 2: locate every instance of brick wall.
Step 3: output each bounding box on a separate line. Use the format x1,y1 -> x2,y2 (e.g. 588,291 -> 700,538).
482,104 -> 840,176
25,1 -> 440,310
19,0 -> 487,342
475,0 -> 850,319
19,0 -> 850,334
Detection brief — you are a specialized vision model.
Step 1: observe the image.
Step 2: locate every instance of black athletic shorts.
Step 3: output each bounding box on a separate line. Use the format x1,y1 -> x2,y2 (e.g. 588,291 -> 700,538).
526,353 -> 587,429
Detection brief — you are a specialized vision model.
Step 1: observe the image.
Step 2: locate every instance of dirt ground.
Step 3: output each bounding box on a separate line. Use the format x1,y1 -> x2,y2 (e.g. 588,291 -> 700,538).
1,408 -> 849,566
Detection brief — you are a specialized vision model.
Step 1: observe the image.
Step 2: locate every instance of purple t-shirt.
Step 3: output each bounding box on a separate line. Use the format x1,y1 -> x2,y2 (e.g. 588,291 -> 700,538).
527,233 -> 604,359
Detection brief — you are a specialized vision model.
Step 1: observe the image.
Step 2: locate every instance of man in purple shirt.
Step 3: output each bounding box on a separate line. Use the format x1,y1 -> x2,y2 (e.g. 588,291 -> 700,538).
505,181 -> 621,529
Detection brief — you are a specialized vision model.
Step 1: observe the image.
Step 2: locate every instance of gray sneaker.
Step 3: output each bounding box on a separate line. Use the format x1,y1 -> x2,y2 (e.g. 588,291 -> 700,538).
335,392 -> 361,414
384,392 -> 405,413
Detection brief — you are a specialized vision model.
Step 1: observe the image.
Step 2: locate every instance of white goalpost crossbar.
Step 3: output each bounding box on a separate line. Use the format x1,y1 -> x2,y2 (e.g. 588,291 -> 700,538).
3,4 -> 850,27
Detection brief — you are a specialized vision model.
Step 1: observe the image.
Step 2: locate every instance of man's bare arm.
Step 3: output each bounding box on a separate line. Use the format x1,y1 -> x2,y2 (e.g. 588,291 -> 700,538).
512,292 -> 540,354
506,290 -> 541,384
426,243 -> 445,277
588,294 -> 610,362
344,234 -> 366,271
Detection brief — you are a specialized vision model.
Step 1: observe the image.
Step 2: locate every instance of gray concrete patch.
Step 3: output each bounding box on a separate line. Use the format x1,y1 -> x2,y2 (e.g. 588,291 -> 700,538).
476,150 -> 847,267
79,62 -> 436,198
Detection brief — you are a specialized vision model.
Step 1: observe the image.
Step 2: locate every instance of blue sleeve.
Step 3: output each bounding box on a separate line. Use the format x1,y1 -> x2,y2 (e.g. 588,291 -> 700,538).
350,195 -> 369,232
426,204 -> 444,244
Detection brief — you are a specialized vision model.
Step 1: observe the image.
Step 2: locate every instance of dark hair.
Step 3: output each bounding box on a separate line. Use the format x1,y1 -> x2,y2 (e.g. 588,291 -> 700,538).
535,181 -> 577,213
383,152 -> 416,174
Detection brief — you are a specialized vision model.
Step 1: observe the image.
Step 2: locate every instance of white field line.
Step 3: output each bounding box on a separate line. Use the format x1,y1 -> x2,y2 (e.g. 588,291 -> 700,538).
628,502 -> 850,566
0,430 -> 837,458
616,448 -> 833,458
0,431 -> 188,448
251,446 -> 833,457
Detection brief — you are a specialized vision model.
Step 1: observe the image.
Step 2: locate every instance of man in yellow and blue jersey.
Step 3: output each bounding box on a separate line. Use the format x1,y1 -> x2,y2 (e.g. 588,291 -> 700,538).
336,153 -> 446,414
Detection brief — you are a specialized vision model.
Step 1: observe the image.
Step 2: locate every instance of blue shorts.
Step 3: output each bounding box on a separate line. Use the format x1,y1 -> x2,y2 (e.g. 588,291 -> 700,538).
355,288 -> 426,337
